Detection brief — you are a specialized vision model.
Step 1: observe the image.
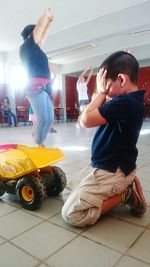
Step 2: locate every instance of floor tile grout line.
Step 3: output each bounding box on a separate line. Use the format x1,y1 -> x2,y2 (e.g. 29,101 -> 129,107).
13,198 -> 63,220
35,262 -> 50,267
115,227 -> 150,265
79,234 -> 124,255
0,122 -> 150,266
46,219 -> 88,235
0,239 -> 9,246
8,239 -> 42,263
122,253 -> 150,266
8,220 -> 45,241
41,235 -> 80,262
81,231 -> 150,266
2,220 -> 81,264
0,206 -> 22,218
9,218 -> 79,242
112,253 -> 126,267
80,219 -> 150,256
35,224 -> 92,262
125,227 -> 146,250
0,239 -> 42,264
112,252 -> 150,267
107,213 -> 150,228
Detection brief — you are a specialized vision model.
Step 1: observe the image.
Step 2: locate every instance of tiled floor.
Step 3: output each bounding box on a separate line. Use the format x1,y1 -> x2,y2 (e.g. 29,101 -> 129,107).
0,121 -> 150,267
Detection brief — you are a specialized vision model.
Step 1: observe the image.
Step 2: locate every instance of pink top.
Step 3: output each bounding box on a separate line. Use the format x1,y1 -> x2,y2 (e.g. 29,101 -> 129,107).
26,77 -> 51,95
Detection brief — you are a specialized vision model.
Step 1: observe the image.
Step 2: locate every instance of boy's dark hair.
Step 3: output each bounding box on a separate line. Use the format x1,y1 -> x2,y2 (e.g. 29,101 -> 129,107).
21,24 -> 36,40
100,51 -> 139,84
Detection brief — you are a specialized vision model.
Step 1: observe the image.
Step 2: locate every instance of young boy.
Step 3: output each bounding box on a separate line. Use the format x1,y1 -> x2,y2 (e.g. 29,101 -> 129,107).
62,51 -> 146,227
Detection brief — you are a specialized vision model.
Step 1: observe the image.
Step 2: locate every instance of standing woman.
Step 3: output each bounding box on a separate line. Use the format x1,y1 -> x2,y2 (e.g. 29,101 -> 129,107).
76,65 -> 93,127
76,65 -> 93,112
20,8 -> 54,146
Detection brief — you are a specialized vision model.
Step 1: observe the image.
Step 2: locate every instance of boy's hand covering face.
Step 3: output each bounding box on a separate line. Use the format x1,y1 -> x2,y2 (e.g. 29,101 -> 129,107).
96,68 -> 111,95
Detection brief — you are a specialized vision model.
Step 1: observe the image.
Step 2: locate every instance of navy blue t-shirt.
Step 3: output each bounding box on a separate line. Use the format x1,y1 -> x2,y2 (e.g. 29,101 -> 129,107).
91,90 -> 145,176
20,34 -> 50,79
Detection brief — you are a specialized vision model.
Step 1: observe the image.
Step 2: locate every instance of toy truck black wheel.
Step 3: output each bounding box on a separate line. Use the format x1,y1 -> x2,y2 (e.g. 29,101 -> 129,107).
0,180 -> 5,197
47,166 -> 67,196
16,176 -> 46,210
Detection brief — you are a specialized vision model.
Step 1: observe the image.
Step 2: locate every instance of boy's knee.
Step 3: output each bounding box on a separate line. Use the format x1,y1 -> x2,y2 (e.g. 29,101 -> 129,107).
61,205 -> 84,227
61,205 -> 74,225
61,204 -> 100,227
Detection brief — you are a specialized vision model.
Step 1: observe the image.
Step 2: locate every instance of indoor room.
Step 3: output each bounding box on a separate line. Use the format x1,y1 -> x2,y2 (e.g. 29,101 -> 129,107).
0,1 -> 150,267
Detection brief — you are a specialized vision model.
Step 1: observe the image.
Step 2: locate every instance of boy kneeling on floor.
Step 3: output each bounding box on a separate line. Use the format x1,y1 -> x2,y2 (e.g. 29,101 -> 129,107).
62,51 -> 147,227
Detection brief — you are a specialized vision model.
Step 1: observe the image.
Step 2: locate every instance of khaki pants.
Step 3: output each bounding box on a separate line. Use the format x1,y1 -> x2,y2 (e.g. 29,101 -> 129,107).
62,166 -> 135,227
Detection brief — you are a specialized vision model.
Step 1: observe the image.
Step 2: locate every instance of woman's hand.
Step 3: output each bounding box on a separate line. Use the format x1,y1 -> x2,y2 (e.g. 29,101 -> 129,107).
45,8 -> 53,21
87,65 -> 93,70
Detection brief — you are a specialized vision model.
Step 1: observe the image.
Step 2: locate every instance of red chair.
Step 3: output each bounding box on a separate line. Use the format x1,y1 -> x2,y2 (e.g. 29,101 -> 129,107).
66,107 -> 79,121
0,109 -> 3,127
16,106 -> 28,125
54,108 -> 64,122
0,108 -> 10,127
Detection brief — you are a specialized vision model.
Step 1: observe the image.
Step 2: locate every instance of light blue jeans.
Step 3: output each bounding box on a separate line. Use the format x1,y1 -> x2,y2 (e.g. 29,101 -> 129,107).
27,91 -> 54,145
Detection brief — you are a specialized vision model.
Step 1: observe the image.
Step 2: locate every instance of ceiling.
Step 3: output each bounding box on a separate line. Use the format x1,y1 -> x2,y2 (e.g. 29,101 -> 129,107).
1,0 -> 150,68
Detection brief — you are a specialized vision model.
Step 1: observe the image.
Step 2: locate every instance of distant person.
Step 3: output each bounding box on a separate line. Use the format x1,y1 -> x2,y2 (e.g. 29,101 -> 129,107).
28,105 -> 36,136
20,8 -> 54,147
62,51 -> 146,227
2,97 -> 17,127
76,65 -> 93,127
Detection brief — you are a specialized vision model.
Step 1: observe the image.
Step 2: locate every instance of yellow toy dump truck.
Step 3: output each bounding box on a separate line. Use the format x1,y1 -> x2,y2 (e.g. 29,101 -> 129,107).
0,144 -> 66,210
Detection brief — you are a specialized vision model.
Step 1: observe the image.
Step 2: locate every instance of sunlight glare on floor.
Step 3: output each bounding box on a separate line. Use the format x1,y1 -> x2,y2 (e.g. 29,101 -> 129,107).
60,145 -> 89,151
140,128 -> 150,135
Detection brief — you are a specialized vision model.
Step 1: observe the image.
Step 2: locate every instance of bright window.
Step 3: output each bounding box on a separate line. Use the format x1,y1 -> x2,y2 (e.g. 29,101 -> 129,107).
10,65 -> 28,90
0,62 -> 4,83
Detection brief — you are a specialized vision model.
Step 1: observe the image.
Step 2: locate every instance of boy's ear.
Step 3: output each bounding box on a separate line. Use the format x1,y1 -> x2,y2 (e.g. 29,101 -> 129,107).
118,74 -> 127,87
